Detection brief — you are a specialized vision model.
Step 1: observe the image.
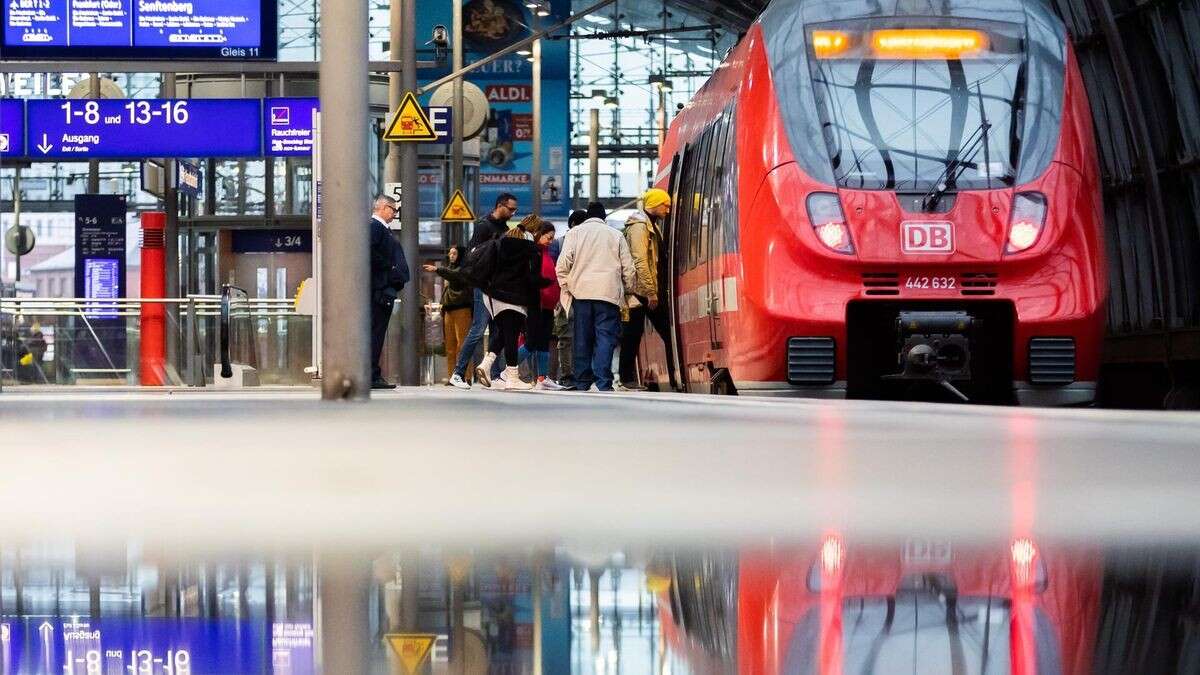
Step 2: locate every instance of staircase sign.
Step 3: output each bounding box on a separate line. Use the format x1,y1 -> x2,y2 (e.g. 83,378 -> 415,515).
440,189 -> 476,222
384,633 -> 437,675
383,92 -> 438,142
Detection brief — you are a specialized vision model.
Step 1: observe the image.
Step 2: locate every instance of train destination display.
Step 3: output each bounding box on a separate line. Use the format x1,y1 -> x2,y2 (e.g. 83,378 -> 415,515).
0,0 -> 277,60
26,98 -> 263,158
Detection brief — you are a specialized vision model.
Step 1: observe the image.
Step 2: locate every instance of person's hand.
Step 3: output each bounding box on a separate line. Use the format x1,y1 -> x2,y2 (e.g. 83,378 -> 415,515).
648,297 -> 659,310
422,264 -> 437,273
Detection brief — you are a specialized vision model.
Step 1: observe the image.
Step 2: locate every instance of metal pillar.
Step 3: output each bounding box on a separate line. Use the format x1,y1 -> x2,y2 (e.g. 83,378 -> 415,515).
12,166 -> 21,282
318,0 -> 371,400
315,549 -> 371,674
161,73 -> 180,376
88,73 -> 100,192
532,559 -> 543,675
398,0 -> 420,385
532,29 -> 543,215
449,562 -> 466,675
657,87 -> 667,149
588,109 -> 600,202
452,0 -> 464,240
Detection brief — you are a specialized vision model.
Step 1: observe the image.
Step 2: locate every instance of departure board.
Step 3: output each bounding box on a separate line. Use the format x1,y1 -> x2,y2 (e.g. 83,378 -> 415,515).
0,0 -> 277,60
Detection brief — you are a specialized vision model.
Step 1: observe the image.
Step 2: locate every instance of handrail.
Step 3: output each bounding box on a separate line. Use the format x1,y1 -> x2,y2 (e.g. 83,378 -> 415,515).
1,296 -> 297,319
219,285 -> 248,379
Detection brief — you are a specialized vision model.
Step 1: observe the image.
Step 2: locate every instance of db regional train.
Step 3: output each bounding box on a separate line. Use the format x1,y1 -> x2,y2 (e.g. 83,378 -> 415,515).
637,0 -> 1106,405
652,537 -> 1106,674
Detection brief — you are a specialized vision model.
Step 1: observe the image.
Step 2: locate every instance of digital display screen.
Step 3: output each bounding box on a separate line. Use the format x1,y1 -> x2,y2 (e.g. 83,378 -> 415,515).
84,257 -> 120,317
0,99 -> 25,158
0,0 -> 277,60
27,98 -> 262,158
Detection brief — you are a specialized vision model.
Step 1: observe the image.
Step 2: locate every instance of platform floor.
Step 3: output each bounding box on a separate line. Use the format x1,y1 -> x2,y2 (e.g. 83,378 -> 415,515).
0,386 -> 1196,547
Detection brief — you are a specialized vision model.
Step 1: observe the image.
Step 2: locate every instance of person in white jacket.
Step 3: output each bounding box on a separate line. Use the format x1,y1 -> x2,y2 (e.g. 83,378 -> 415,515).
555,215 -> 636,391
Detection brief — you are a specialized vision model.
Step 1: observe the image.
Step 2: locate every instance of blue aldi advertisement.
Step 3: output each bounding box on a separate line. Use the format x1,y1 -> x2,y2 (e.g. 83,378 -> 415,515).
417,0 -> 571,218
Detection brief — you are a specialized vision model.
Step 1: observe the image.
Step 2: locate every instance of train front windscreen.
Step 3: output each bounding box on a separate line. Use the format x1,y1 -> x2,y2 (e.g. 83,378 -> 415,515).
804,21 -> 1029,193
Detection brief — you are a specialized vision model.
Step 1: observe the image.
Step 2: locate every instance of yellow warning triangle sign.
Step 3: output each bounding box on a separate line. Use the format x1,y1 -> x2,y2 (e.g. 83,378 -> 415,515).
384,633 -> 436,675
383,91 -> 438,142
440,189 -> 476,222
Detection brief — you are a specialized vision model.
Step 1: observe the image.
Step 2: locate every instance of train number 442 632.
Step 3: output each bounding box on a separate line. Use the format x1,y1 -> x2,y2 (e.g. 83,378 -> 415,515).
904,276 -> 956,290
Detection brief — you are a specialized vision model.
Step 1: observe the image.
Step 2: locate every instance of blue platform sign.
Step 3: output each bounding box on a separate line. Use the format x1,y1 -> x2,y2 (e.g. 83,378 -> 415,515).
27,98 -> 261,158
0,99 -> 24,157
264,97 -> 318,156
0,0 -> 277,60
0,617 -> 267,673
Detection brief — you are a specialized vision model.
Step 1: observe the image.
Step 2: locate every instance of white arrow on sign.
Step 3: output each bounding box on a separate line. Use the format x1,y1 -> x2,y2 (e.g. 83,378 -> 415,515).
37,133 -> 52,155
38,621 -> 53,640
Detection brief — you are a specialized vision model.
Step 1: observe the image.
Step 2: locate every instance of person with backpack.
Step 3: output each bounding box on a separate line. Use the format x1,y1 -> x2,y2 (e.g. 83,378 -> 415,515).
368,194 -> 409,389
422,245 -> 472,383
473,227 -> 550,391
447,192 -> 518,389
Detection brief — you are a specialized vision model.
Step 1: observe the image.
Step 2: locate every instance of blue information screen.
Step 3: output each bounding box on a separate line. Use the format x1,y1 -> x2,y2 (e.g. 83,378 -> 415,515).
27,98 -> 262,158
0,0 -> 276,60
0,99 -> 25,157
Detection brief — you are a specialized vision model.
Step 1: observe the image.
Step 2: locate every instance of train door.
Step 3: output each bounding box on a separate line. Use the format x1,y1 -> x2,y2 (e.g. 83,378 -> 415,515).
666,148 -> 690,392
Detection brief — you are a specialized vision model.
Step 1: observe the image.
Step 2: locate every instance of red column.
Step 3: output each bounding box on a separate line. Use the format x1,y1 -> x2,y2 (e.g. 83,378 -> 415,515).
140,212 -> 167,386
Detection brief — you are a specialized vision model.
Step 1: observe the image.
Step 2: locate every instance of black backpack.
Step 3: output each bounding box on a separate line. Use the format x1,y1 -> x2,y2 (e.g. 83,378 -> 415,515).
463,237 -> 501,289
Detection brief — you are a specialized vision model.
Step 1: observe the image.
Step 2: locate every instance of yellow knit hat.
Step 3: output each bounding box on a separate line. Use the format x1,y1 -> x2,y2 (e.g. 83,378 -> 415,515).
643,187 -> 671,210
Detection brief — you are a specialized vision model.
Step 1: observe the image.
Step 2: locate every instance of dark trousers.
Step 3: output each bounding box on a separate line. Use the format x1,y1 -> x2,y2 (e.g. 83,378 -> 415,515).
370,300 -> 392,382
572,299 -> 621,391
619,299 -> 674,386
488,309 -> 526,368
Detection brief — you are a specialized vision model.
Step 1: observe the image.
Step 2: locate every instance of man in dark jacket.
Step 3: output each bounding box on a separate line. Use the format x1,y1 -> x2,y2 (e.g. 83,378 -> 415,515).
369,194 -> 409,389
448,192 -> 518,389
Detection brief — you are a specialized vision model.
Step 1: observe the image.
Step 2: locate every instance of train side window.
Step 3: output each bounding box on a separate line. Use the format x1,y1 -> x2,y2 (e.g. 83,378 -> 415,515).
681,141 -> 700,273
710,112 -> 730,260
691,128 -> 711,270
715,103 -> 734,253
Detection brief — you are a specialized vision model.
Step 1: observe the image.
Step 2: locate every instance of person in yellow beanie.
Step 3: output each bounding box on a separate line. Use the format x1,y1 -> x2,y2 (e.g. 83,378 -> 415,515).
620,187 -> 677,390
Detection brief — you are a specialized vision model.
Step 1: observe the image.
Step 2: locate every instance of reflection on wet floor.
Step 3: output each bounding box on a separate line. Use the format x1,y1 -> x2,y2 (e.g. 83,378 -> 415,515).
1,543 -> 1199,673
568,566 -> 670,675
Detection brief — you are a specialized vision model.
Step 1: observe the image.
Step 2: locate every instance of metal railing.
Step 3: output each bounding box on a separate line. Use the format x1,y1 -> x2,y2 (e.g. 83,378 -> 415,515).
1,295 -> 306,387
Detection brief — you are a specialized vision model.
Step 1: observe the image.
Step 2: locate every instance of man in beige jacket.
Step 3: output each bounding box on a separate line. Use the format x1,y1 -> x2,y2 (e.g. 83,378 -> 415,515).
555,212 -> 636,391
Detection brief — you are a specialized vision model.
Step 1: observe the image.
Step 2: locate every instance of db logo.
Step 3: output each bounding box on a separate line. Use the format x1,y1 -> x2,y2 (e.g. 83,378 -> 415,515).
902,221 -> 954,253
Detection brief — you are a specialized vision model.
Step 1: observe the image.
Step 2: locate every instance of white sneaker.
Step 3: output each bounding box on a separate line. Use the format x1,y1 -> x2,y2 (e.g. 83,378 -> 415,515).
448,374 -> 470,390
537,378 -> 566,391
504,366 -> 533,391
474,353 -> 496,388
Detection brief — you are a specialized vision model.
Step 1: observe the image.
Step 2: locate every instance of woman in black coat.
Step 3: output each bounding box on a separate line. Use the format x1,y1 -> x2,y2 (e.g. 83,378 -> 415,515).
475,222 -> 550,390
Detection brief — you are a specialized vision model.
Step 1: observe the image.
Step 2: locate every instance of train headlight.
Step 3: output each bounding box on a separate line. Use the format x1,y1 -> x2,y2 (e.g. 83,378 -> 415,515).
1010,537 -> 1049,592
1006,192 -> 1047,254
806,192 -> 855,254
807,534 -> 846,591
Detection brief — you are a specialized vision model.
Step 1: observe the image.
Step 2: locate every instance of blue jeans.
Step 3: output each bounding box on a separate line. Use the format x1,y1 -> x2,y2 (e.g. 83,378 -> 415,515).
453,289 -> 490,378
572,299 -> 620,390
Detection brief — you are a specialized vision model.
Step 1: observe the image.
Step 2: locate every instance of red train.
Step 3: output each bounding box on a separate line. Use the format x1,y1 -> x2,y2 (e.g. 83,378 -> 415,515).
654,537 -> 1105,675
638,0 -> 1106,405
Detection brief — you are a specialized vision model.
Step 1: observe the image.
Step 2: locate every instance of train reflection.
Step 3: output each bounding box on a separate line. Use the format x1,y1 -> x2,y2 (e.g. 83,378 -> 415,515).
0,543 -> 1197,673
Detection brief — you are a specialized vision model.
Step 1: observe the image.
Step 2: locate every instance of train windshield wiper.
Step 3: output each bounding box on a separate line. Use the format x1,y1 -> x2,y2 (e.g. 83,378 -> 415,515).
920,118 -> 991,212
